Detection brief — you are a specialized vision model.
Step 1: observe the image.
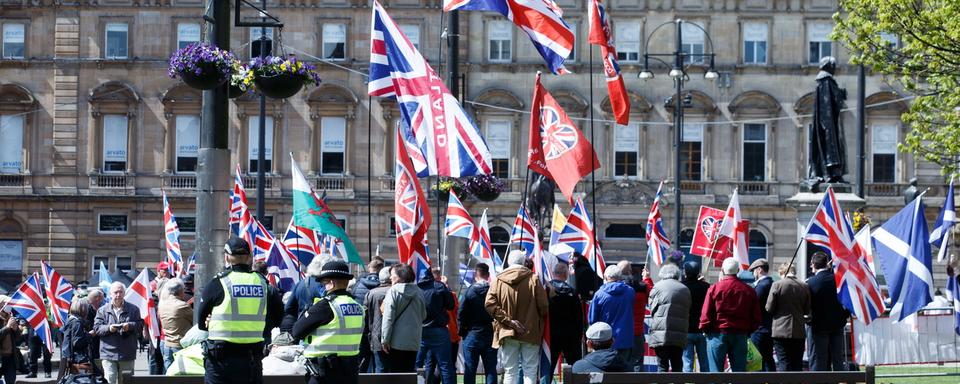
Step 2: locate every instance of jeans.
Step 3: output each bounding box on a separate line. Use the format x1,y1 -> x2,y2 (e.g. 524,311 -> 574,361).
683,333 -> 709,372
463,331 -> 497,384
627,334 -> 645,372
810,330 -> 845,371
654,346 -> 683,372
161,343 -> 182,372
773,338 -> 805,372
102,360 -> 134,384
416,327 -> 455,384
705,333 -> 748,372
750,331 -> 775,371
501,338 -> 539,384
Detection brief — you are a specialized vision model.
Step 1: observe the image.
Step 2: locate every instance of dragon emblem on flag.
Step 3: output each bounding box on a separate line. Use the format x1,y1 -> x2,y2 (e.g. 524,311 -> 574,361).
539,106 -> 579,160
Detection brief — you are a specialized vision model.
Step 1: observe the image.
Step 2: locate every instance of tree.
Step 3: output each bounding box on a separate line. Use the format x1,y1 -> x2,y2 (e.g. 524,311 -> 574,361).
833,0 -> 960,174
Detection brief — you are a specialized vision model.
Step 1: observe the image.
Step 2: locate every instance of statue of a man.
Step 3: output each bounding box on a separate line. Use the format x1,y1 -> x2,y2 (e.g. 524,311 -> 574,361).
808,56 -> 848,184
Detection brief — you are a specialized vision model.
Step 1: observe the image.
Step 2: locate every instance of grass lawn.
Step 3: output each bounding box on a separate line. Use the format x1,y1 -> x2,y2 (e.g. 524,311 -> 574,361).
874,365 -> 960,384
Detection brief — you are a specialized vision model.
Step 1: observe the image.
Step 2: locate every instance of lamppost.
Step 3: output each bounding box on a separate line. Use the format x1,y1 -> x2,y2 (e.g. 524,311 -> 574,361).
638,19 -> 718,247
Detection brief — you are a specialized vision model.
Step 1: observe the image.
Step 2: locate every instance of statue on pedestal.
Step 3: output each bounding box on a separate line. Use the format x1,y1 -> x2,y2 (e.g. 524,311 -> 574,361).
807,56 -> 849,186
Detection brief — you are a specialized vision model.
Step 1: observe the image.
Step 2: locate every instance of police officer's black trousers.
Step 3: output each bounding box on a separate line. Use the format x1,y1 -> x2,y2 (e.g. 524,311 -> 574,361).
203,344 -> 264,384
306,356 -> 358,384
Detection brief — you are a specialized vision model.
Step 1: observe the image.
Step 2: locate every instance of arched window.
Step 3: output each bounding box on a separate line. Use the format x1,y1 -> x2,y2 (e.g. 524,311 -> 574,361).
160,84 -> 201,174
88,81 -> 140,174
490,226 -> 511,262
749,230 -> 768,263
0,84 -> 36,178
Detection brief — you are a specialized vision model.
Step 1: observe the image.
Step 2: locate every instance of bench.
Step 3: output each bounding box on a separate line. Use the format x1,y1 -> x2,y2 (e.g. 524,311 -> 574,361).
561,365 -> 876,384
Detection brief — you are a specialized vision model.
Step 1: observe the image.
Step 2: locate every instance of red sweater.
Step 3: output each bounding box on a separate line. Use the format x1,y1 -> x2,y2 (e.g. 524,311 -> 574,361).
632,277 -> 654,334
699,276 -> 761,334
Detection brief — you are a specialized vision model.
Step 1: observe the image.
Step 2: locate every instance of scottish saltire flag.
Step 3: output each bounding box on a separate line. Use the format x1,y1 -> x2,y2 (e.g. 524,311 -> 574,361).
41,261 -> 73,327
228,164 -> 248,236
162,191 -> 183,276
559,197 -> 604,277
459,263 -> 475,287
444,0 -> 573,74
444,192 -> 475,239
509,205 -> 538,257
548,204 -> 572,261
5,274 -> 54,353
804,187 -> 886,324
588,0 -> 629,124
394,127 -> 432,280
646,181 -> 670,266
945,266 -> 960,335
471,209 -> 499,277
715,189 -> 750,269
873,196 -> 935,322
240,211 -> 276,263
125,268 -> 161,347
291,155 -> 363,264
266,237 -> 304,292
98,260 -> 112,291
283,218 -> 321,269
369,1 -> 493,178
930,177 -> 955,262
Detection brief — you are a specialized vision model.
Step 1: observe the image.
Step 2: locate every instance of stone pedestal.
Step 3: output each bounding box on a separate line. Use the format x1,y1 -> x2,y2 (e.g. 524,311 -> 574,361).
786,184 -> 865,280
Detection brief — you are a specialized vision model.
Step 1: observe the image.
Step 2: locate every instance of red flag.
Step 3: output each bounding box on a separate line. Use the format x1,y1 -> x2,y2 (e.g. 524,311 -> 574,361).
527,73 -> 600,204
690,205 -> 730,260
588,0 -> 629,125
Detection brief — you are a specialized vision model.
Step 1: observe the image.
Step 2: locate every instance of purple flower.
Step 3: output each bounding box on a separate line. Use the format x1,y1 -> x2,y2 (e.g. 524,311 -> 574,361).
249,54 -> 322,87
168,43 -> 236,81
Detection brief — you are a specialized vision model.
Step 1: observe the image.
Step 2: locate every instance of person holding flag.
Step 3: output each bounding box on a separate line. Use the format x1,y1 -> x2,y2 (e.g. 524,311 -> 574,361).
0,311 -> 23,384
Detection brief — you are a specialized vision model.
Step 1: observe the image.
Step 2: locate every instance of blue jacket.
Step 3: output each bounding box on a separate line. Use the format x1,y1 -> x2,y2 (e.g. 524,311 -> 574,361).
458,281 -> 492,337
588,281 -> 635,350
417,275 -> 454,328
571,348 -> 629,373
352,273 -> 380,304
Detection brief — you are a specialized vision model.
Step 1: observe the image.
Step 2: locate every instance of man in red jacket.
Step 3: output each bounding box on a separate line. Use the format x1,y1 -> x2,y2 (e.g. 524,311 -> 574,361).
699,258 -> 761,372
616,260 -> 653,372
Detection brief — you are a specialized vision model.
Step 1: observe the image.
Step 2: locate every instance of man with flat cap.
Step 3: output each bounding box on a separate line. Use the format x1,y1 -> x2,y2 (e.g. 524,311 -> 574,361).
572,322 -> 629,373
196,236 -> 283,384
293,260 -> 366,384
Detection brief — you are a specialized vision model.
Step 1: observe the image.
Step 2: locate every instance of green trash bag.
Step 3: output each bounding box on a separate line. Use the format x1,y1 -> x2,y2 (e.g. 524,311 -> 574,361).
745,339 -> 762,372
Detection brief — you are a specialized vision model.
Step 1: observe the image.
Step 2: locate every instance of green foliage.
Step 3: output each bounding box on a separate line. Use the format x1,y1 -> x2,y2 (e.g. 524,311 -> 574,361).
833,0 -> 960,174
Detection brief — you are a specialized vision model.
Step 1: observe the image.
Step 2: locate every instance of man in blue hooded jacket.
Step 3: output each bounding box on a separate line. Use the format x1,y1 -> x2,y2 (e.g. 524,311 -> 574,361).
588,264 -> 635,362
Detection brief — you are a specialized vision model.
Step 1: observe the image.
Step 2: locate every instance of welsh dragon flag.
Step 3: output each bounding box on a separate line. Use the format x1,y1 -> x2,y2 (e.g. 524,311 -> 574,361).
290,154 -> 363,264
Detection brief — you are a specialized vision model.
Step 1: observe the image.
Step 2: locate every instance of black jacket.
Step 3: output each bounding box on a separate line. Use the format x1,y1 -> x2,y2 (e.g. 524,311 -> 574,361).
682,278 -> 710,333
571,348 -> 629,373
417,275 -> 454,328
806,269 -> 850,332
61,315 -> 94,365
573,258 -> 601,301
458,281 -> 493,337
754,276 -> 774,334
547,279 -> 583,343
352,273 -> 380,304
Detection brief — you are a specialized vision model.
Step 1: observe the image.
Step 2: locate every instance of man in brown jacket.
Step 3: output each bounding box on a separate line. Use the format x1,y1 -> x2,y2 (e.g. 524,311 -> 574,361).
764,263 -> 811,371
158,278 -> 193,373
485,250 -> 549,384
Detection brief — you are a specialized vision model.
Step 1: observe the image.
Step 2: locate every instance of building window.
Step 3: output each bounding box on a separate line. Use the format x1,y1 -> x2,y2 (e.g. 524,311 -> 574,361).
604,223 -> 644,239
615,21 -> 640,63
490,226 -> 510,262
105,23 -> 128,59
488,20 -> 512,62
389,217 -> 397,237
742,123 -> 766,181
98,214 -> 128,234
254,215 -> 274,232
178,216 -> 196,234
102,114 -> 128,172
398,24 -> 420,50
680,124 -> 703,181
807,22 -> 833,64
681,22 -> 705,65
176,115 -> 200,173
177,23 -> 201,49
0,115 -> 23,174
322,23 -> 347,60
320,117 -> 346,175
743,22 -> 767,64
485,119 -> 511,179
566,21 -> 577,62
748,230 -> 767,264
116,256 -> 133,274
247,116 -> 273,173
614,123 -> 639,177
872,124 -> 897,182
93,256 -> 110,279
250,28 -> 273,58
2,23 -> 24,59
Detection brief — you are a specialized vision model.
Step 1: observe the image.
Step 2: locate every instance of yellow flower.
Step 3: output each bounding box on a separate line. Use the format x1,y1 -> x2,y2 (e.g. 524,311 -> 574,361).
296,62 -> 303,70
280,63 -> 287,71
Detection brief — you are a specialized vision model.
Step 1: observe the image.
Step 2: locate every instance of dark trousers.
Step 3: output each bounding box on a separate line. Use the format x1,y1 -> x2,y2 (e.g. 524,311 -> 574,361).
385,349 -> 418,373
750,331 -> 775,372
1,354 -> 17,384
810,330 -> 845,371
549,334 -> 582,375
463,331 -> 497,384
147,342 -> 164,375
373,351 -> 388,373
772,338 -> 805,372
306,356 -> 358,384
653,346 -> 683,372
203,345 -> 264,384
358,333 -> 372,373
29,335 -> 52,375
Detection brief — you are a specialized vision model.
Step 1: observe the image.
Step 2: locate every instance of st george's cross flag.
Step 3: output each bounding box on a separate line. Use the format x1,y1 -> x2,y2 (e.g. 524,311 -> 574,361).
588,0 -> 629,124
873,195 -> 935,322
444,0 -> 574,75
394,127 -> 433,279
930,177 -> 956,262
369,0 -> 493,178
291,154 -> 363,265
41,260 -> 73,327
162,191 -> 183,276
125,268 -> 161,347
5,274 -> 54,353
713,189 -> 750,270
528,73 -> 600,204
646,181 -> 671,266
228,164 -> 248,236
444,192 -> 475,239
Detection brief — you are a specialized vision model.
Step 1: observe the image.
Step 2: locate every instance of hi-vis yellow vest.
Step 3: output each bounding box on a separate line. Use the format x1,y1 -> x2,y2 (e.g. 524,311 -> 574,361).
303,295 -> 364,357
166,344 -> 204,376
208,271 -> 268,344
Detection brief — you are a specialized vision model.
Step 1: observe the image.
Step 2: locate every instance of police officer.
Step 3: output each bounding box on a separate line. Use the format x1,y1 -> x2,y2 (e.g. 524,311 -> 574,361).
195,236 -> 283,384
292,260 -> 365,384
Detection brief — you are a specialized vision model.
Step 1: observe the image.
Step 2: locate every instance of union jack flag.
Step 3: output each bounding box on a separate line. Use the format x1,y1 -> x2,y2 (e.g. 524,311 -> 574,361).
509,205 -> 538,257
646,181 -> 670,266
229,164 -> 248,236
394,123 -> 432,280
6,274 -> 54,353
588,0 -> 629,125
803,187 -> 886,324
444,0 -> 574,75
184,251 -> 197,275
283,218 -> 320,268
369,0 -> 493,178
241,211 -> 276,263
266,236 -> 304,292
559,196 -> 604,277
444,192 -> 475,239
470,209 -> 500,277
162,191 -> 183,276
40,261 -> 73,328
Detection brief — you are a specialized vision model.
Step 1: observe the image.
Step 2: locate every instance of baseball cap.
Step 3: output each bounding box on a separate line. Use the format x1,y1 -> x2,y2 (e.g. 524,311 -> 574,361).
224,236 -> 251,256
157,261 -> 170,271
585,322 -> 613,342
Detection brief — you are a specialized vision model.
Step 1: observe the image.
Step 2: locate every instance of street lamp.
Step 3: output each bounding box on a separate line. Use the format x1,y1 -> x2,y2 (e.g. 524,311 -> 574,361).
638,19 -> 718,247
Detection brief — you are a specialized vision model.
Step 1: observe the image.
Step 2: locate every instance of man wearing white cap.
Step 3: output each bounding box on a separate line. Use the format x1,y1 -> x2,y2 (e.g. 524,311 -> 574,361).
571,322 -> 628,373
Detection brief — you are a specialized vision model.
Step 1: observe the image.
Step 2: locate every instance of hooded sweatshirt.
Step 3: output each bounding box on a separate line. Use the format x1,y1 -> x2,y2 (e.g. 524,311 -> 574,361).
381,282 -> 427,352
588,281 -> 636,350
484,266 -> 549,347
352,273 -> 381,304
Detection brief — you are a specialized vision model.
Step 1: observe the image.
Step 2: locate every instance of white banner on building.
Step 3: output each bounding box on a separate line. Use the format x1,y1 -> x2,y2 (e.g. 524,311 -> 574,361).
103,115 -> 128,162
321,117 -> 346,153
0,115 -> 23,174
0,240 -> 22,271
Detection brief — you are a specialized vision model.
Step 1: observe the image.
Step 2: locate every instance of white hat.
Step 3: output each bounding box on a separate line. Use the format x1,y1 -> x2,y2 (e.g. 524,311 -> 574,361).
585,322 -> 613,342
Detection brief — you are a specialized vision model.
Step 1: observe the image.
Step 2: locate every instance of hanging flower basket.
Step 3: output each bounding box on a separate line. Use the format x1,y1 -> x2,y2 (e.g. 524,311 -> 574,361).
168,43 -> 235,91
433,177 -> 467,202
464,174 -> 505,202
228,58 -> 253,99
250,55 -> 321,99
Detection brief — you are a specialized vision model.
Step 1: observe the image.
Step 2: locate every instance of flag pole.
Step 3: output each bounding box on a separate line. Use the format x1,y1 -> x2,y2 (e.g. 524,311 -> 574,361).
588,31 -> 598,231
367,93 -> 374,261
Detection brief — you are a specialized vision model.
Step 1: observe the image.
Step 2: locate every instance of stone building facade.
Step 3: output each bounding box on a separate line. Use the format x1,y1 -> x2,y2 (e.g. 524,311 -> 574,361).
0,0 -> 951,289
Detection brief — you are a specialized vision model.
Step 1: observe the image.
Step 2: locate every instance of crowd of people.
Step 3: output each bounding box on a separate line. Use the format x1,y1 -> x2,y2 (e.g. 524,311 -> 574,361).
0,236 -> 856,384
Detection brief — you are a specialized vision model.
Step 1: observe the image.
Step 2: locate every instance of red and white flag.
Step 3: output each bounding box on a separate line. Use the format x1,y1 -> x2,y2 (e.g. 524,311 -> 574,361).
588,0 -> 629,125
527,73 -> 600,204
125,268 -> 162,347
713,189 -> 750,269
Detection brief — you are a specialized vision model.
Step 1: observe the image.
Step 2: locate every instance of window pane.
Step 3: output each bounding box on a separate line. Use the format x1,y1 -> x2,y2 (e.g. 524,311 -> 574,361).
605,223 -> 645,239
321,117 -> 346,174
490,227 -> 510,261
103,115 -> 128,172
176,115 -> 200,173
248,116 -> 274,173
486,120 -> 512,160
614,152 -> 637,177
0,115 -> 23,173
743,142 -> 765,181
105,23 -> 128,59
93,256 -> 109,276
748,230 -> 767,264
491,158 -> 509,179
681,22 -> 705,44
322,23 -> 346,59
116,257 -> 133,274
744,124 -> 766,141
2,24 -> 25,59
615,22 -> 640,62
178,216 -> 196,233
809,42 -> 820,64
872,125 -> 897,154
680,142 -> 702,181
99,214 -> 128,233
744,41 -> 755,63
399,24 -> 420,50
873,154 -> 895,182
321,153 -> 344,175
177,23 -> 200,49
250,28 -> 273,57
756,41 -> 767,63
